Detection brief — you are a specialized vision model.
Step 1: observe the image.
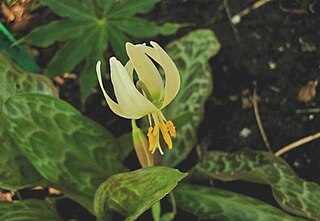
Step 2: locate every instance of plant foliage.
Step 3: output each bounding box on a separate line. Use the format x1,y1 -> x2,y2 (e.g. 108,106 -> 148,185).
21,0 -> 183,102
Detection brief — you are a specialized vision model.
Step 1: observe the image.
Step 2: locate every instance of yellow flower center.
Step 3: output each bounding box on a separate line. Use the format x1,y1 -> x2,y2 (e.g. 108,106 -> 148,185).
146,112 -> 176,154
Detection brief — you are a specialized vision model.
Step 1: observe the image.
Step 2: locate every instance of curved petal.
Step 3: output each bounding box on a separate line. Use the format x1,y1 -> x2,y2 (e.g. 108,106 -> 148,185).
126,42 -> 164,101
96,61 -> 131,118
110,57 -> 159,119
139,41 -> 180,108
125,60 -> 134,80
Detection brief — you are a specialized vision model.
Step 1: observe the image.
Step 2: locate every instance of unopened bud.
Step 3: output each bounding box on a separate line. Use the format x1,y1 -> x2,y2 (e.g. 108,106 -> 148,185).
132,120 -> 154,167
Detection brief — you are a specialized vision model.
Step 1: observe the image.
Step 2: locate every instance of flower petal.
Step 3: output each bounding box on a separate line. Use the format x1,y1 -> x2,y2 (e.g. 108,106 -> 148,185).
110,57 -> 159,119
96,61 -> 130,118
125,60 -> 134,80
140,41 -> 180,108
126,42 -> 164,102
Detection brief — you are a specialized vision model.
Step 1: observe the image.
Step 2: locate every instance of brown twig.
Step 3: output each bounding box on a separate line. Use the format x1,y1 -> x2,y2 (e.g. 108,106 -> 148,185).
253,85 -> 272,152
231,0 -> 272,24
295,108 -> 320,114
275,132 -> 320,157
223,0 -> 241,43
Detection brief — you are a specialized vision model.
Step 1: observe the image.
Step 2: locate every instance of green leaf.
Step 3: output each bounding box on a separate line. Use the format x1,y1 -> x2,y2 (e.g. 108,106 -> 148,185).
100,0 -> 114,15
108,0 -> 161,18
0,199 -> 61,221
39,0 -> 96,20
162,29 -> 221,167
111,18 -> 182,39
2,94 -> 126,213
0,23 -> 40,73
79,26 -> 108,102
81,0 -> 96,15
0,53 -> 56,189
0,53 -> 57,104
21,20 -> 94,47
159,23 -> 189,36
94,166 -> 187,221
116,132 -> 134,161
108,25 -> 129,63
46,27 -> 96,77
190,149 -> 320,220
175,184 -> 306,221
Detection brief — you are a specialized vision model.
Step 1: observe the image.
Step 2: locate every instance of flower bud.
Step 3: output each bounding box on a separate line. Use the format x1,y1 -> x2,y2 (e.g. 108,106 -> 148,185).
132,120 -> 154,167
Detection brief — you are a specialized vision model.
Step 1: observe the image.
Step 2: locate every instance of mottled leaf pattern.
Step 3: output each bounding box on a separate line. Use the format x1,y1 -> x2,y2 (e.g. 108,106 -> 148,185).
94,166 -> 187,221
175,184 -> 306,221
2,94 -> 125,213
162,29 -> 221,167
0,53 -> 56,189
0,199 -> 61,221
0,53 -> 57,104
190,149 -> 320,219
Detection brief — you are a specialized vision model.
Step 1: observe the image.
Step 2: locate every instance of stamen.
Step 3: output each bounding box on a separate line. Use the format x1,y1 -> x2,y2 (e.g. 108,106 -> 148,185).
160,122 -> 172,149
153,125 -> 159,136
147,127 -> 155,152
167,121 -> 176,138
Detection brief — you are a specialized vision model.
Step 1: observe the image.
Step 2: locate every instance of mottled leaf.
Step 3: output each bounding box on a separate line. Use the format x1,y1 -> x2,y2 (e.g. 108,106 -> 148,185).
108,0 -> 161,18
190,149 -> 320,220
0,199 -> 61,221
162,29 -> 221,167
94,166 -> 187,221
0,53 -> 56,189
2,94 -> 125,213
175,184 -> 306,221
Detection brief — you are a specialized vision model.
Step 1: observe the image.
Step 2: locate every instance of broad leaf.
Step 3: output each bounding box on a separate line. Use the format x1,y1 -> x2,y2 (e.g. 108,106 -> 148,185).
190,149 -> 320,220
79,26 -> 108,102
21,20 -> 94,47
108,25 -> 130,63
0,53 -> 56,189
175,184 -> 306,221
2,94 -> 126,213
162,29 -> 221,167
0,199 -> 61,221
94,166 -> 187,221
111,18 -> 182,38
39,0 -> 96,20
108,0 -> 161,18
47,28 -> 96,77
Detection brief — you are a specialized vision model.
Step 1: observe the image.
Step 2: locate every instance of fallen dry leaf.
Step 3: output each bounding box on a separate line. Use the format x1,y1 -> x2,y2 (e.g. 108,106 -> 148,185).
1,1 -> 32,31
297,80 -> 318,103
0,190 -> 14,201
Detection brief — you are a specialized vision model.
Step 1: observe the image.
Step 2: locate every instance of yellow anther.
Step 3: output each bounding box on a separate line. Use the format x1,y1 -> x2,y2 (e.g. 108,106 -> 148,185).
167,121 -> 176,138
153,125 -> 159,136
160,122 -> 172,149
147,127 -> 156,152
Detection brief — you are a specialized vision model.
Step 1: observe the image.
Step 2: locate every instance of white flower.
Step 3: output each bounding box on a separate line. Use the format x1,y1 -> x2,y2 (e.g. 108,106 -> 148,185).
96,41 -> 180,154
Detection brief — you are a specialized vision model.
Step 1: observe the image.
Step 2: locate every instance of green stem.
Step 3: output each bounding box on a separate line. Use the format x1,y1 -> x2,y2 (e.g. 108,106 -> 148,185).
169,192 -> 177,216
151,201 -> 161,221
